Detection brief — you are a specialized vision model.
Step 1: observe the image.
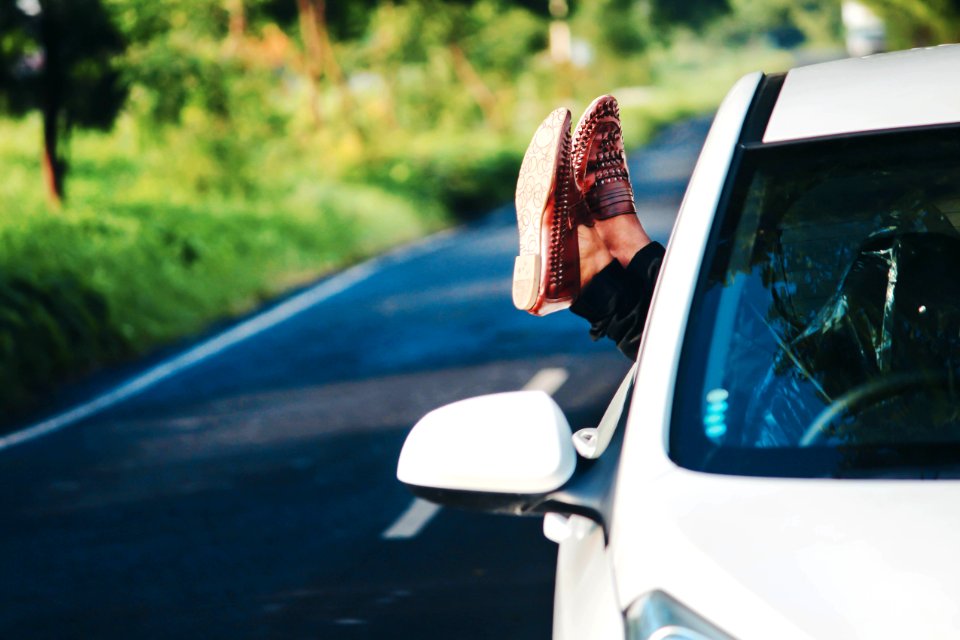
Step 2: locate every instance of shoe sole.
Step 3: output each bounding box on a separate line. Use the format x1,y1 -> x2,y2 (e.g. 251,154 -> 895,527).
513,108 -> 571,311
572,95 -> 618,191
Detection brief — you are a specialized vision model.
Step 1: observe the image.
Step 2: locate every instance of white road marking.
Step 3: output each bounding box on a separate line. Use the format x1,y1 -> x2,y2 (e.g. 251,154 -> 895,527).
381,498 -> 442,540
522,367 -> 569,395
384,366 -> 569,540
0,229 -> 457,453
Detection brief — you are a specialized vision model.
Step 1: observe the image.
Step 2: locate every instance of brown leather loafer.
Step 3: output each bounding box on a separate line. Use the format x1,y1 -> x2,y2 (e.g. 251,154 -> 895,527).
572,95 -> 637,221
512,108 -> 589,316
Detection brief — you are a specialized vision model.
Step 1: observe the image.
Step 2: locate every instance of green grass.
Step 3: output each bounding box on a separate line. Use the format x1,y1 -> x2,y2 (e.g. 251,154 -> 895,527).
0,115 -> 445,422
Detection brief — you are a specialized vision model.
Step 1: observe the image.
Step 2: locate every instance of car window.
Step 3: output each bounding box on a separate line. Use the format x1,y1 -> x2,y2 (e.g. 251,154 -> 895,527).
671,125 -> 960,477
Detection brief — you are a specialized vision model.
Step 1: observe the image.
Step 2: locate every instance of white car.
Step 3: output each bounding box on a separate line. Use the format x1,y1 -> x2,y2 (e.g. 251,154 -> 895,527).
397,45 -> 960,639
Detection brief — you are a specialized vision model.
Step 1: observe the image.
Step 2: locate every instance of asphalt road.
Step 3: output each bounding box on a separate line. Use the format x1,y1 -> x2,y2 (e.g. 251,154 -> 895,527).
0,118 -> 708,639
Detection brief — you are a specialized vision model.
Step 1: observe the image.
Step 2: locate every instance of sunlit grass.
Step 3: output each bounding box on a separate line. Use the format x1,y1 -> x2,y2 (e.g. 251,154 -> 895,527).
0,115 -> 445,422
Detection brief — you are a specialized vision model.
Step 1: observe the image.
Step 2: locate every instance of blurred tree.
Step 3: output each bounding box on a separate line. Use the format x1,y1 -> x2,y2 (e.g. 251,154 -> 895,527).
713,0 -> 841,49
352,0 -> 546,133
295,0 -> 372,128
106,0 -> 295,195
859,0 -> 960,46
0,0 -> 127,205
590,0 -> 654,54
226,0 -> 246,51
574,0 -> 733,64
648,0 -> 731,31
106,0 -> 232,125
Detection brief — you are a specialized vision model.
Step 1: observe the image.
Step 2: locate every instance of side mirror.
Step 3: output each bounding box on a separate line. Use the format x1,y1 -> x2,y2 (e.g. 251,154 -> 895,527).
397,391 -> 577,515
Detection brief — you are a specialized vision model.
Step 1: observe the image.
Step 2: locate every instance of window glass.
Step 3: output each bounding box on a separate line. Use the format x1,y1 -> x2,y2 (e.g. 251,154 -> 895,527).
671,127 -> 960,477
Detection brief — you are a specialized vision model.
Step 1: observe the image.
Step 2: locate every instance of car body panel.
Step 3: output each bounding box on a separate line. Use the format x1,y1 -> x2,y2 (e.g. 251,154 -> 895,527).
614,469 -> 960,639
764,44 -> 960,143
549,72 -> 763,639
553,515 -> 625,640
609,50 -> 960,639
547,71 -> 762,640
602,69 -> 761,636
615,69 -> 762,484
401,46 -> 960,640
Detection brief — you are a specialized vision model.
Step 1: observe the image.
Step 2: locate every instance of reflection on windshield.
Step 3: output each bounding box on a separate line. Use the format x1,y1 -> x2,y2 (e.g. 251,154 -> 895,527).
746,231 -> 960,447
671,127 -> 960,477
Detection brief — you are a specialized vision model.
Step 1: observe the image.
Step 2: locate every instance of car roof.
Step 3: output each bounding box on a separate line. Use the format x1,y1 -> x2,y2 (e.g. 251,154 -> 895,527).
763,44 -> 960,143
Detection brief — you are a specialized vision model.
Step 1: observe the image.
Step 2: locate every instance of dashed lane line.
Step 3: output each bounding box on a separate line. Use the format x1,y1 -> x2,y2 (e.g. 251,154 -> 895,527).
522,367 -> 569,395
382,366 -> 569,540
381,499 -> 442,540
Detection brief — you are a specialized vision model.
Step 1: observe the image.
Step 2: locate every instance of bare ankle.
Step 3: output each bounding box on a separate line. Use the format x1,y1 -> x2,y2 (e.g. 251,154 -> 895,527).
595,214 -> 651,267
578,226 -> 613,287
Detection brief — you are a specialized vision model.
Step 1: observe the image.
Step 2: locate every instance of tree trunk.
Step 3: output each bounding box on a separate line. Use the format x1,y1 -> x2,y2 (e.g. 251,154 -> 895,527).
449,43 -> 502,130
39,7 -> 65,206
296,0 -> 325,125
41,107 -> 64,207
316,4 -> 360,133
295,0 -> 365,140
226,0 -> 247,53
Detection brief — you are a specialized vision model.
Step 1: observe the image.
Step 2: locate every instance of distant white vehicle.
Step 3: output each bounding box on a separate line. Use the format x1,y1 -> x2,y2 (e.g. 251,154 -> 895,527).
842,0 -> 886,57
398,45 -> 960,639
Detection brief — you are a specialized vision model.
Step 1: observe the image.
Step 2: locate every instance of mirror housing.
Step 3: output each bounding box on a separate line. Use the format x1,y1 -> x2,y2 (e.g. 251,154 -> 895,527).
397,391 -> 577,515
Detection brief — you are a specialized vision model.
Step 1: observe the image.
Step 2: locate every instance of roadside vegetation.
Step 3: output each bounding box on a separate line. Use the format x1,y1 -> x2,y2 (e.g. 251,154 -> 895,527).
0,0 -> 915,423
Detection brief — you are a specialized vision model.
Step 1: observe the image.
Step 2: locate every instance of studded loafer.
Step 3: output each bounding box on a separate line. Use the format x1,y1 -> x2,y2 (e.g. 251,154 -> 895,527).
512,108 -> 589,316
572,95 -> 637,221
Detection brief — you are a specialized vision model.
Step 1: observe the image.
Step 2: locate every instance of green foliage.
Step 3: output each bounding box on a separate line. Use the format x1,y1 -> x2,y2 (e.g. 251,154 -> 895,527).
110,0 -> 249,127
713,0 -> 841,48
0,273 -> 124,419
0,114 -> 443,425
0,0 -> 127,125
649,0 -> 732,31
861,0 -> 960,47
0,0 -> 837,422
350,138 -> 524,219
461,3 -> 548,78
104,0 -> 229,42
0,0 -> 128,201
576,0 -> 653,55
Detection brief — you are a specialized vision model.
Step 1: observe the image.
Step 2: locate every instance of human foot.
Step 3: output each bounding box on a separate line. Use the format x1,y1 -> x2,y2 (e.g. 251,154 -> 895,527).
578,224 -> 614,288
573,95 -> 650,266
512,108 -> 589,315
572,95 -> 637,221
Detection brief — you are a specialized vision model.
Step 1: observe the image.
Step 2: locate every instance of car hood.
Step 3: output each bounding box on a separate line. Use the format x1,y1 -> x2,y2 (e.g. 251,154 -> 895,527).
611,470 -> 960,639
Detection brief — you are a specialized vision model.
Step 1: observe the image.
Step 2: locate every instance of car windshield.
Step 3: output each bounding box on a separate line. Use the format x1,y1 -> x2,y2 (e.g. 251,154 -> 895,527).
671,126 -> 960,478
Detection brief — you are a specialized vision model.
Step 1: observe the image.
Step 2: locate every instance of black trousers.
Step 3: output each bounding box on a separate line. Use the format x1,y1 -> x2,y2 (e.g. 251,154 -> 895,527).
570,241 -> 665,361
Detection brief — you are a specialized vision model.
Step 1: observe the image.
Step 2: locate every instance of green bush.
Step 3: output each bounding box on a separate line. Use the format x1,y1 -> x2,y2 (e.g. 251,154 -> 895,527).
349,143 -> 523,221
0,274 -> 126,419
0,116 -> 445,426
